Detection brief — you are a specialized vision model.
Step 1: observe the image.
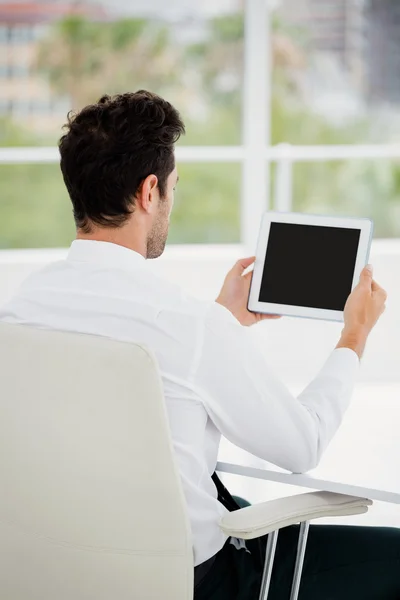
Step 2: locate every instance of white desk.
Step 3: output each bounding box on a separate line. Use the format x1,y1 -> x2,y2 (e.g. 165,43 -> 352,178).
216,461 -> 400,505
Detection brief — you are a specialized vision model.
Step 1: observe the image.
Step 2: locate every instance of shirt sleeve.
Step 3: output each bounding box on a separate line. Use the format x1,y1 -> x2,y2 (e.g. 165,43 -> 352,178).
189,303 -> 359,474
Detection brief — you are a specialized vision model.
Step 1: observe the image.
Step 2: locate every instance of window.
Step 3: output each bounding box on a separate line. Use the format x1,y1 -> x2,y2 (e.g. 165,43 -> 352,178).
0,26 -> 9,43
0,99 -> 11,115
3,0 -> 400,248
30,99 -> 52,114
9,26 -> 33,45
169,163 -> 240,244
32,25 -> 48,41
0,1 -> 246,247
49,97 -> 73,115
11,100 -> 31,116
9,64 -> 30,79
0,164 -> 74,249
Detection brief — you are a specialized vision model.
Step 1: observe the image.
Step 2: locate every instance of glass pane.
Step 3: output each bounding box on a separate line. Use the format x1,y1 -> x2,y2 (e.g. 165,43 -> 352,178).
272,1 -> 400,145
0,0 -> 243,247
290,160 -> 400,238
169,162 -> 241,243
0,162 -> 240,248
0,0 -> 243,144
0,164 -> 75,249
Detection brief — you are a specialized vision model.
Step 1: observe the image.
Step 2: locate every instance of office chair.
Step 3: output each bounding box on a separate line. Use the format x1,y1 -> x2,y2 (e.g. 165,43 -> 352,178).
0,323 -> 372,599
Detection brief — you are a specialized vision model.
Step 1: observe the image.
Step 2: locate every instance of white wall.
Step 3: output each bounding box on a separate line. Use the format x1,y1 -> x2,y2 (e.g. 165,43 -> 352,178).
1,241 -> 400,527
0,240 -> 398,385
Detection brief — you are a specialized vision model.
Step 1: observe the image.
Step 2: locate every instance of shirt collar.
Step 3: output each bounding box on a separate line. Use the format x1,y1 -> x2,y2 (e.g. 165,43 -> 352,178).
67,240 -> 146,271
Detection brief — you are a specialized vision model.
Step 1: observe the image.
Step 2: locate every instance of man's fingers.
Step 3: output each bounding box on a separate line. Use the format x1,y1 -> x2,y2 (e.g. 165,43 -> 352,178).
359,264 -> 373,288
256,313 -> 282,321
371,279 -> 388,305
371,279 -> 379,292
232,256 -> 255,275
371,279 -> 385,295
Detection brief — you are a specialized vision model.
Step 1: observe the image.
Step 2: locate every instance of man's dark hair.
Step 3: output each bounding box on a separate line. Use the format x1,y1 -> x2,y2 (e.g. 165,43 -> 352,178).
59,91 -> 185,233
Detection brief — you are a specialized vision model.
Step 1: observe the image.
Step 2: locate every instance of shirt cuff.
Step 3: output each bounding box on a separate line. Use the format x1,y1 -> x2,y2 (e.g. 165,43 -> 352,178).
322,347 -> 360,380
211,300 -> 241,325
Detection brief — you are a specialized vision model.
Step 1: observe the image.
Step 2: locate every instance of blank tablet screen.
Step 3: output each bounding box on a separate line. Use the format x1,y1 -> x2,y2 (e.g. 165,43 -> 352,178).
258,223 -> 361,311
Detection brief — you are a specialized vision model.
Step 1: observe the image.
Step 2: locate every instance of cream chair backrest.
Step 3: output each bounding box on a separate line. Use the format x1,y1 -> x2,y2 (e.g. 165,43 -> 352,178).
0,323 -> 193,600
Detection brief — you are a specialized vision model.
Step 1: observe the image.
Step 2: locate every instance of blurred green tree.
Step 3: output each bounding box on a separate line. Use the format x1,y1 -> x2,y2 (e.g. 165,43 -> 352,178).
0,117 -> 74,249
35,16 -> 179,110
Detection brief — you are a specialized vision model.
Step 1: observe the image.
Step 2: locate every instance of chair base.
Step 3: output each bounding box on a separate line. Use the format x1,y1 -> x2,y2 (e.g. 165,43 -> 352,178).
258,520 -> 310,600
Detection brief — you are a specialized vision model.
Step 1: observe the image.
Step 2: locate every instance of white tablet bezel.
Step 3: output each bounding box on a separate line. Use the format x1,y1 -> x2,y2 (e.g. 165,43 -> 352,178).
248,212 -> 373,322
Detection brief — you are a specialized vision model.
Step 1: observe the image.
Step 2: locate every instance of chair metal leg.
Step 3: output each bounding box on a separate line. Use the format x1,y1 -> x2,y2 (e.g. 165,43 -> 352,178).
289,520 -> 310,600
258,529 -> 279,600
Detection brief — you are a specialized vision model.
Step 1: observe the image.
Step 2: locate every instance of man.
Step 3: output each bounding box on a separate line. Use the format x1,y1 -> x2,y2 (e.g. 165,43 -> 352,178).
0,91 -> 396,600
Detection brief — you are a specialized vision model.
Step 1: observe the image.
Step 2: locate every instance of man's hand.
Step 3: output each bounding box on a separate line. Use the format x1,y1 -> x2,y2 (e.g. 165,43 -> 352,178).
337,265 -> 387,359
216,256 -> 281,326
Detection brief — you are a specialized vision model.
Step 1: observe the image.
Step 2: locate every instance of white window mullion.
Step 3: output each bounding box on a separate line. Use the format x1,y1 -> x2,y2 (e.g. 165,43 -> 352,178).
241,0 -> 271,248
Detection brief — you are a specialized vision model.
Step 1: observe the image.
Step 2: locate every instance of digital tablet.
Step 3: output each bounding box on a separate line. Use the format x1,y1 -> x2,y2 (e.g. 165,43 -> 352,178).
248,212 -> 373,322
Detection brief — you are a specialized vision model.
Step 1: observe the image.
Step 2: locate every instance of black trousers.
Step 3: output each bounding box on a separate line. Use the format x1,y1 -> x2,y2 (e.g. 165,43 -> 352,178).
194,476 -> 400,600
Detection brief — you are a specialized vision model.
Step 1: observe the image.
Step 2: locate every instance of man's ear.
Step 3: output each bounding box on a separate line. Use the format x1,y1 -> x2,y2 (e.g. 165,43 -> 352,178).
136,174 -> 158,214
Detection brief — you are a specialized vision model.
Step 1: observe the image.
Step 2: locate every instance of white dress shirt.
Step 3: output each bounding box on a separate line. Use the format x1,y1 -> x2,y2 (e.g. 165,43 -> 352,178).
0,240 -> 359,566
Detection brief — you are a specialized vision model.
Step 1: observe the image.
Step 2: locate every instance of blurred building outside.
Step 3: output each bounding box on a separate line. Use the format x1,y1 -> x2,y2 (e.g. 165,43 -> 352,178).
280,0 -> 365,89
279,0 -> 400,120
367,0 -> 400,105
0,1 -> 108,131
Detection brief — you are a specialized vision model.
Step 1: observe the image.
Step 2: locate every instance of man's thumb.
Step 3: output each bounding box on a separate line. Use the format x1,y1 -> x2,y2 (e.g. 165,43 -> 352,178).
232,256 -> 255,275
360,264 -> 373,287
